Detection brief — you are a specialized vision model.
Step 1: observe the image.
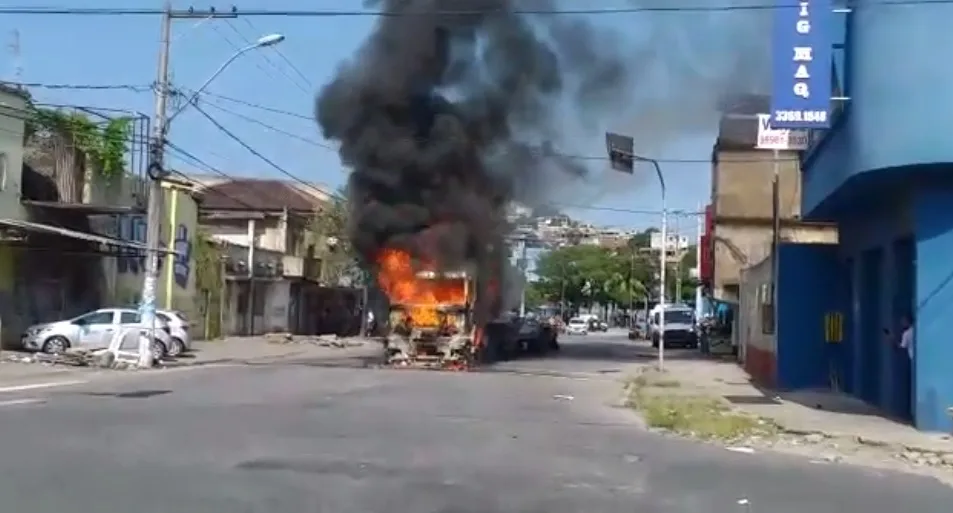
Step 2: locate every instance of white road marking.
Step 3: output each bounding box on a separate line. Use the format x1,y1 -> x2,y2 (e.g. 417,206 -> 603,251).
0,380 -> 87,393
0,398 -> 46,407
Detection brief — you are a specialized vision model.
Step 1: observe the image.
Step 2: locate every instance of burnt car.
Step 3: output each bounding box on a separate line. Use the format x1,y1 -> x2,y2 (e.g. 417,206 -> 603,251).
517,317 -> 559,354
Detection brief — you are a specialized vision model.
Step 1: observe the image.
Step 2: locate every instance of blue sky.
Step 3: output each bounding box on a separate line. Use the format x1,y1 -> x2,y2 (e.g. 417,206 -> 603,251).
4,1 -> 771,237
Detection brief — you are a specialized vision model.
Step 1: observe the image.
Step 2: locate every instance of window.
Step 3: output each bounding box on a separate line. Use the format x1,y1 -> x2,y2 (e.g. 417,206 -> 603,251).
0,152 -> 7,191
119,311 -> 140,324
156,312 -> 171,323
76,311 -> 114,325
759,283 -> 775,335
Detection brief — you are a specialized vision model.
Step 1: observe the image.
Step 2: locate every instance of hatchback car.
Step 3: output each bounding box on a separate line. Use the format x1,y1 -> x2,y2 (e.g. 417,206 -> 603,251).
565,317 -> 588,335
22,308 -> 172,361
156,309 -> 192,356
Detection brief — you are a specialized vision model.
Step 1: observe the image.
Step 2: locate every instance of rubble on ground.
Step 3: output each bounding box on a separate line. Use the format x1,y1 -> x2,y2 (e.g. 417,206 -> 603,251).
3,348 -> 151,370
264,333 -> 369,348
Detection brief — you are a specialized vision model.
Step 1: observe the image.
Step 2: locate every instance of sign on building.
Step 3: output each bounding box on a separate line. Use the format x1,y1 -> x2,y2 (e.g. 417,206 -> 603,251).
756,114 -> 809,150
770,0 -> 833,129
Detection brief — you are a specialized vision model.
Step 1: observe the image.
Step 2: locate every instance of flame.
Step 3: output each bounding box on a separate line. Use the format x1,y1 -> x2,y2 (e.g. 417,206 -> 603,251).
376,248 -> 467,327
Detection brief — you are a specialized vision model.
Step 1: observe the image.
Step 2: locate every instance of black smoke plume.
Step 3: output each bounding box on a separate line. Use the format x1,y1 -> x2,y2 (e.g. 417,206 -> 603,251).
316,0 -> 629,322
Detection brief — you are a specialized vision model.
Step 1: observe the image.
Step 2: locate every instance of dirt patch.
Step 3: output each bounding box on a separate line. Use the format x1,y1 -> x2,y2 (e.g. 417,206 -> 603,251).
625,370 -> 779,442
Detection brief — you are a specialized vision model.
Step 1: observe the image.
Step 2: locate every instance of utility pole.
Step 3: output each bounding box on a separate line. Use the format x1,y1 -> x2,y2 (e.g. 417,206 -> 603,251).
771,149 -> 781,336
674,215 -> 682,304
137,1 -> 173,368
518,237 -> 528,317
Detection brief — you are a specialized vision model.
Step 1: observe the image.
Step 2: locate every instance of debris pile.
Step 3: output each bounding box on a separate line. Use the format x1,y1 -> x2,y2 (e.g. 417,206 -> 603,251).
264,333 -> 368,348
4,349 -> 146,370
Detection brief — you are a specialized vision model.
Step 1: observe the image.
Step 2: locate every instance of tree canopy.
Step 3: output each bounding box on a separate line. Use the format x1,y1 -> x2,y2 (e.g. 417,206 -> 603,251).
527,228 -> 697,313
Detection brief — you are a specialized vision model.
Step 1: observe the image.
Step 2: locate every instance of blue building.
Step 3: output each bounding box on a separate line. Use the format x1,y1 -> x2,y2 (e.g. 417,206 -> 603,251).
795,3 -> 953,432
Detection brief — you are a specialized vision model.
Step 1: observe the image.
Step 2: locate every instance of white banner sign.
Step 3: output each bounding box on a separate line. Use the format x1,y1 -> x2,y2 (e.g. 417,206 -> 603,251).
756,113 -> 809,150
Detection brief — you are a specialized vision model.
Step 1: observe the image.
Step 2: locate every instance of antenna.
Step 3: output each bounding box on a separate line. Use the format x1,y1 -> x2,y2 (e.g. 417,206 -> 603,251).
8,29 -> 21,81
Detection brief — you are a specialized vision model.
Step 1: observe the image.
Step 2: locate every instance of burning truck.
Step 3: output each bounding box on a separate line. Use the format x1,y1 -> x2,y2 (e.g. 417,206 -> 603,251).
314,0 -> 626,369
374,244 -> 521,369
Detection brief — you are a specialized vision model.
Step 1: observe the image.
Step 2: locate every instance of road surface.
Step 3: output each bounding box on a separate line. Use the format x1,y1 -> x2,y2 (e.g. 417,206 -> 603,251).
0,330 -> 950,513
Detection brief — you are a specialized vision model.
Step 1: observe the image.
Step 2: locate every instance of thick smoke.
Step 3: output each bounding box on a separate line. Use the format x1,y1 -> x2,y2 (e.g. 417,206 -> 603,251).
316,0 -> 630,321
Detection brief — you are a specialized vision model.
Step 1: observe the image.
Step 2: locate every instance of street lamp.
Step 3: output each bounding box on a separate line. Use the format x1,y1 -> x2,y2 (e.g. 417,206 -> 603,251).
137,27 -> 287,369
605,132 -> 668,371
167,33 -> 286,125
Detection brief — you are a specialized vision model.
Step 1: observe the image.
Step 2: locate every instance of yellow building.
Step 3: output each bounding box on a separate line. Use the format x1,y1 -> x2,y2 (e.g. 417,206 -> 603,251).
108,178 -> 200,318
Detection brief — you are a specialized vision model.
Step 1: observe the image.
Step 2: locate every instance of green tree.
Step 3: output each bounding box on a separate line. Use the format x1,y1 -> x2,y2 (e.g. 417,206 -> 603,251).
534,245 -> 652,312
309,187 -> 359,285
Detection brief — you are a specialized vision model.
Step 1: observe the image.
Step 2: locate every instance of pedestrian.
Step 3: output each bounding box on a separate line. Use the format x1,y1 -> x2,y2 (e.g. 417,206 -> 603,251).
899,313 -> 914,361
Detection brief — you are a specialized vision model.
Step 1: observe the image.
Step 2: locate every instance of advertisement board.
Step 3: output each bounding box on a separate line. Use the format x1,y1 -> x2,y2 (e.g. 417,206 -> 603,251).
756,113 -> 809,150
770,0 -> 833,129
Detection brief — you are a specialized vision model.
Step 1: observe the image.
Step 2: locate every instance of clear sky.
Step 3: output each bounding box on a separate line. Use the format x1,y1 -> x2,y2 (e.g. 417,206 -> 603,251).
3,1 -> 771,239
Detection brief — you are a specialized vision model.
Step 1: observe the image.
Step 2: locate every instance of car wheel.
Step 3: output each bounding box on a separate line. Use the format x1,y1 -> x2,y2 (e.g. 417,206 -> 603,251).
168,337 -> 185,357
151,340 -> 167,363
42,336 -> 70,354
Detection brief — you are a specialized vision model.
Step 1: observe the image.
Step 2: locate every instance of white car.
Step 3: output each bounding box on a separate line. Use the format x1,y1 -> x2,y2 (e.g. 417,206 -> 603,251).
21,308 -> 172,362
156,309 -> 192,356
565,317 -> 589,335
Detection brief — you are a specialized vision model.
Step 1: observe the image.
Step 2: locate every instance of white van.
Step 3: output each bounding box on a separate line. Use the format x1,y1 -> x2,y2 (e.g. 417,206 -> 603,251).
648,304 -> 698,349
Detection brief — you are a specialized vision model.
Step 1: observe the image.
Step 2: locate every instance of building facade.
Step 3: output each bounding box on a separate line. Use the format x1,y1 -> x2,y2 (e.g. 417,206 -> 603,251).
799,6 -> 953,431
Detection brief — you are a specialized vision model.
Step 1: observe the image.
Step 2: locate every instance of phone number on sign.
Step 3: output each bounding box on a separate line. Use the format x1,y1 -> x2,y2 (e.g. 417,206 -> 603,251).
773,110 -> 828,124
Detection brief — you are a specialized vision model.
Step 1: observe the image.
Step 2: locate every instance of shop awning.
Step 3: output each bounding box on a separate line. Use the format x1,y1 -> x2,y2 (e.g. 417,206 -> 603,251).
0,218 -> 180,255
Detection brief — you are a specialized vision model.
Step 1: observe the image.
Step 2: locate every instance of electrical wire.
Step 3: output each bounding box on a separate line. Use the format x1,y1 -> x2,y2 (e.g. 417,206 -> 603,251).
242,17 -> 314,92
196,96 -> 335,150
219,20 -> 311,96
189,102 -> 342,201
0,2 -> 941,17
1,81 -> 153,92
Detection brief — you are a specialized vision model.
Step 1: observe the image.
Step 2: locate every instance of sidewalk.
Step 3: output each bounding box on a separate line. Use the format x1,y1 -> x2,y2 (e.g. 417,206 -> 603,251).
644,356 -> 953,455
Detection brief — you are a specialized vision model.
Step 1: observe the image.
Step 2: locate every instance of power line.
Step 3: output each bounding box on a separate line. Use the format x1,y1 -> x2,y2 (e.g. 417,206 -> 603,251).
189,90 -> 802,164
0,2 -> 942,17
1,81 -> 152,92
242,17 -> 314,92
198,90 -> 313,120
219,20 -> 311,95
191,93 -> 335,150
189,102 -> 342,200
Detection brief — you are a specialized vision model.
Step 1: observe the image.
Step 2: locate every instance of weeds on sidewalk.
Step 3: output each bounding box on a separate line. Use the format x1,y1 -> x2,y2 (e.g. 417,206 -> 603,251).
626,370 -> 779,442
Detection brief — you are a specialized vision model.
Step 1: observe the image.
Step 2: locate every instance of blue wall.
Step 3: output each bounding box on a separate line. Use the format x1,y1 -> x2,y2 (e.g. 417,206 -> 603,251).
775,244 -> 848,391
802,2 -> 953,216
913,186 -> 953,432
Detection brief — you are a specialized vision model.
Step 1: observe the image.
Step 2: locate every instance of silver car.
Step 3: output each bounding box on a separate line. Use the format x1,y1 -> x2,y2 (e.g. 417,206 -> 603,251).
156,309 -> 192,356
21,308 -> 172,361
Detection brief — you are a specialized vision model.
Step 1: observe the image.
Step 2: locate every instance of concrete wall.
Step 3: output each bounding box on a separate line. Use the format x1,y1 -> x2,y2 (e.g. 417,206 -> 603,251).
738,255 -> 774,386
802,4 -> 953,215
94,183 -> 199,318
711,148 -> 801,302
0,88 -> 28,222
714,150 -> 801,220
912,186 -> 953,432
776,244 -> 848,391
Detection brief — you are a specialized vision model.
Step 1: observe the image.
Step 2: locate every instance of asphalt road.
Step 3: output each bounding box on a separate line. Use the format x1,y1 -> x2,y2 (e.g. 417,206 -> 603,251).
0,330 -> 951,513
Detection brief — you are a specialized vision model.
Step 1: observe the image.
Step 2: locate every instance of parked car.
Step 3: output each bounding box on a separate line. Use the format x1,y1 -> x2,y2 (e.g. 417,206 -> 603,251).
21,308 -> 172,362
516,317 -> 559,354
156,309 -> 192,356
565,317 -> 589,335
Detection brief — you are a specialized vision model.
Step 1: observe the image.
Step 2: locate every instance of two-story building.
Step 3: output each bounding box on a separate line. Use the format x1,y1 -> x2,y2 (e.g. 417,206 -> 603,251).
187,177 -> 335,336
0,86 -> 175,347
710,96 -> 836,303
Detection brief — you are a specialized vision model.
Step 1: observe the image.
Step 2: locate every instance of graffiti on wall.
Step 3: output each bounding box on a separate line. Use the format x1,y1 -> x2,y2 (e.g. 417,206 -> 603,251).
117,215 -> 192,288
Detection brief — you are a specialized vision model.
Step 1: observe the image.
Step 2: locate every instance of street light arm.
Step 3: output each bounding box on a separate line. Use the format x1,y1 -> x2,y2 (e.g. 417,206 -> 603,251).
165,33 -> 285,126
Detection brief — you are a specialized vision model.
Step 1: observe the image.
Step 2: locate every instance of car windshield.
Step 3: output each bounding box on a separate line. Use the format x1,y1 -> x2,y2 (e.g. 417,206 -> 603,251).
569,319 -> 585,325
663,310 -> 694,324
